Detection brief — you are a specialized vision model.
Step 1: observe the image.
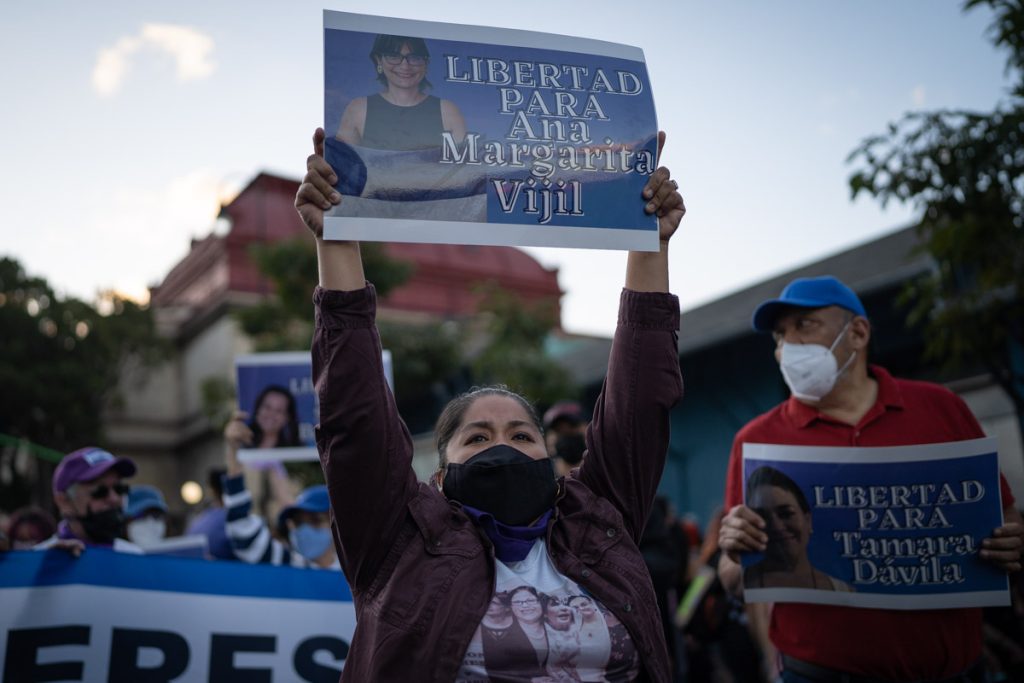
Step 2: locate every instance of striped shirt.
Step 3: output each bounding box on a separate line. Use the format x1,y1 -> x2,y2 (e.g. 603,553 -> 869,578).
222,473 -> 338,570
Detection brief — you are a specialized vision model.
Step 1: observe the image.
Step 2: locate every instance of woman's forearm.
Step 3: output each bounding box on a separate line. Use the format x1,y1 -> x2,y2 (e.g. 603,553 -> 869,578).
624,240 -> 670,293
316,238 -> 365,291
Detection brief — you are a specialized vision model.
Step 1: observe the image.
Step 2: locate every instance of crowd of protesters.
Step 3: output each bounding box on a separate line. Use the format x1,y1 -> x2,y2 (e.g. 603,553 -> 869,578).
10,448 -> 1015,683
3,393 -> 1024,682
0,401 -> 787,682
2,124 -> 1022,682
2,347 -> 1023,682
5,272 -> 1024,682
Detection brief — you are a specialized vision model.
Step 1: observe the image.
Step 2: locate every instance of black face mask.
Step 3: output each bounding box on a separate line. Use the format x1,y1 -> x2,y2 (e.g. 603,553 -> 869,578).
443,444 -> 557,526
77,507 -> 127,545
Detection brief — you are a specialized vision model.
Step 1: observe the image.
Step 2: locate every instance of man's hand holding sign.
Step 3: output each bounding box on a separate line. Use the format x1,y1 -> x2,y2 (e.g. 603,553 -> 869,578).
982,514 -> 1024,572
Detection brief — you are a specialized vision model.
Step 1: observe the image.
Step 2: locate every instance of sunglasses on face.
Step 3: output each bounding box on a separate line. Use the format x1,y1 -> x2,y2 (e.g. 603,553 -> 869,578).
88,482 -> 130,500
380,52 -> 427,67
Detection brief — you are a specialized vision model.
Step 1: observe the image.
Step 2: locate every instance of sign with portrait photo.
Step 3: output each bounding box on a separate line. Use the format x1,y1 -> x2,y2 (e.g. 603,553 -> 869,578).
740,437 -> 1009,610
235,353 -> 320,463
235,351 -> 393,463
323,11 -> 659,251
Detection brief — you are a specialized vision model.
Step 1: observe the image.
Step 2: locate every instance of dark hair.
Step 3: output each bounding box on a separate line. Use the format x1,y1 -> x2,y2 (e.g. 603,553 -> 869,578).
8,506 -> 57,543
745,466 -> 810,513
434,385 -> 543,468
249,385 -> 301,448
369,34 -> 432,91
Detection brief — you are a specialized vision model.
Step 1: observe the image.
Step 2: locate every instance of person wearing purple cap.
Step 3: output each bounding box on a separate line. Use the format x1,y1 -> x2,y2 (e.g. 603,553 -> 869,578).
36,447 -> 142,554
716,275 -> 1023,683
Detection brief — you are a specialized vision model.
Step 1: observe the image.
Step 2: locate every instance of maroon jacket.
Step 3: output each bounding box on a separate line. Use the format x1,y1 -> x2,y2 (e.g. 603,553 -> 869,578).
313,284 -> 683,682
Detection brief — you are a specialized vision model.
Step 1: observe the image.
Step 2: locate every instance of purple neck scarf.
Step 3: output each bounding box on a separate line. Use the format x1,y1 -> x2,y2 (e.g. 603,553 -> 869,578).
463,505 -> 552,563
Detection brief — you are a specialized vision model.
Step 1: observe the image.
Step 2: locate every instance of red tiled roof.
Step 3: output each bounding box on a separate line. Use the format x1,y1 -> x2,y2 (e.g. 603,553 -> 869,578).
150,172 -> 562,322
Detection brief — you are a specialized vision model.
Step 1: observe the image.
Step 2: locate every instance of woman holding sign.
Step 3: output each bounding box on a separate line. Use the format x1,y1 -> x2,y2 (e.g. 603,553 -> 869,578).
296,127 -> 684,682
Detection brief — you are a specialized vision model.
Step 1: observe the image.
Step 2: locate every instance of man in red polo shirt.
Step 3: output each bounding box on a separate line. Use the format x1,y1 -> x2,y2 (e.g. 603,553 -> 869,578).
718,275 -> 1023,683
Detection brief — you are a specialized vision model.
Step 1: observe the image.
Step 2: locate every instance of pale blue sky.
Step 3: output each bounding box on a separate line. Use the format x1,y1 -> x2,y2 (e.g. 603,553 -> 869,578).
0,1 -> 1013,335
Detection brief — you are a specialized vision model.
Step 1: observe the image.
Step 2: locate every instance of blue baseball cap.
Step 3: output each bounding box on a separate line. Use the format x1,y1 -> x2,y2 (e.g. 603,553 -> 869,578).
125,484 -> 169,519
752,276 -> 866,332
278,485 -> 330,530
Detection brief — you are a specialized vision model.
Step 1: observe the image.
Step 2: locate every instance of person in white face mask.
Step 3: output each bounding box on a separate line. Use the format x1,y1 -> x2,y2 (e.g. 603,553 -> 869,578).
124,485 -> 169,548
715,275 -> 1023,683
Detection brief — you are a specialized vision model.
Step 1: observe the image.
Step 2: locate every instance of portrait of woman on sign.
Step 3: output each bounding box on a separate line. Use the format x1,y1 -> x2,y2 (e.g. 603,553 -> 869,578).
742,466 -> 854,593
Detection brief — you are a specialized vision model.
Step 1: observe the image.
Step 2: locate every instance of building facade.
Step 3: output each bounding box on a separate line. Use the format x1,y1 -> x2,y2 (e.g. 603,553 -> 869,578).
105,172 -> 562,522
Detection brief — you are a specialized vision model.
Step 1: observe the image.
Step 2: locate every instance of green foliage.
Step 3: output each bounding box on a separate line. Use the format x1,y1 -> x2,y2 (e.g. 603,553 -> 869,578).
847,0 -> 1024,412
227,235 -> 465,428
378,318 -> 464,402
965,0 -> 1024,97
285,461 -> 326,490
233,237 -> 576,431
200,375 -> 236,428
0,256 -> 166,453
470,282 -> 576,407
235,237 -> 413,351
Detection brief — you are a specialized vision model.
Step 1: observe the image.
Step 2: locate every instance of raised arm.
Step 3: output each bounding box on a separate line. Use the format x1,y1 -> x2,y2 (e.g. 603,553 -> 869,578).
220,413 -> 299,566
625,131 -> 684,293
576,132 -> 686,540
295,128 -> 418,591
297,128 -> 366,291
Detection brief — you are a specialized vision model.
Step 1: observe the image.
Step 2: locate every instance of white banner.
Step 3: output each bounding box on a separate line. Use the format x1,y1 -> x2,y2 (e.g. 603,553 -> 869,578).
0,548 -> 355,682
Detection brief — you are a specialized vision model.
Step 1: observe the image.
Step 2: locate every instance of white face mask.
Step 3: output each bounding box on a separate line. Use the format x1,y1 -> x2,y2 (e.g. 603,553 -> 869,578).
779,321 -> 856,402
127,517 -> 166,546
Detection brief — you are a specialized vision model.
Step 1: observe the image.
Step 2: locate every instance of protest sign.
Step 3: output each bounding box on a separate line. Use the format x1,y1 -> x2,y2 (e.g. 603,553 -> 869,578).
323,11 -> 659,251
740,437 -> 1009,609
0,549 -> 354,682
236,353 -> 319,463
235,351 -> 394,463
